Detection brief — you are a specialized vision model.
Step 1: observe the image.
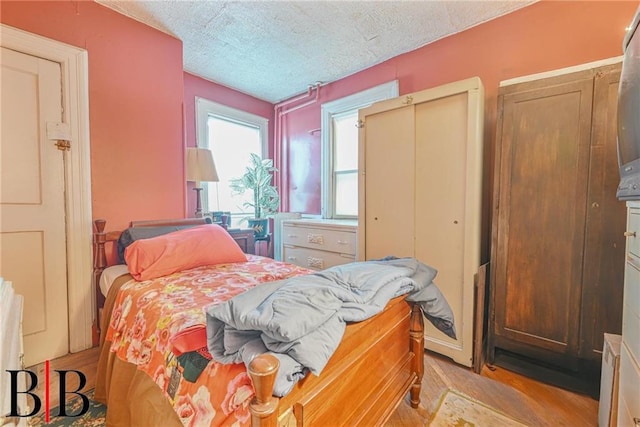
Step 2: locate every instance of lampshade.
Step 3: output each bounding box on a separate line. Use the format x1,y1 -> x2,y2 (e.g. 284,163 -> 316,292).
186,147 -> 219,182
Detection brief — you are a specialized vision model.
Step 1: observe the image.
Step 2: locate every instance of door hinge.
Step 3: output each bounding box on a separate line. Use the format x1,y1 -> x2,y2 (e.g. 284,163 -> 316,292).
356,119 -> 364,129
55,140 -> 71,151
402,95 -> 414,105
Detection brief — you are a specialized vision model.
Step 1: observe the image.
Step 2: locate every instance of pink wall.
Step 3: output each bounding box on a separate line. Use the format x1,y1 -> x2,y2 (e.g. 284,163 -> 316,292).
1,1 -> 185,233
183,72 -> 275,217
282,1 -> 638,218
3,0 -> 636,240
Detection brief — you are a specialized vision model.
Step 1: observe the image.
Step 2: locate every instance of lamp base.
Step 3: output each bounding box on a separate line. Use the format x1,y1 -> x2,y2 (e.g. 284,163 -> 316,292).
193,187 -> 204,218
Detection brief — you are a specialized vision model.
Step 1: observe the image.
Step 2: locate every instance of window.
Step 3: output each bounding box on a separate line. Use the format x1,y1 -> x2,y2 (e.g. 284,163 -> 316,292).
196,97 -> 268,227
320,81 -> 399,218
332,111 -> 359,216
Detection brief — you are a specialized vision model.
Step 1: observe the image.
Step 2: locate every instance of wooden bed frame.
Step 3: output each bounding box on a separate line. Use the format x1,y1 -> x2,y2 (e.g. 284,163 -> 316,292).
93,218 -> 424,426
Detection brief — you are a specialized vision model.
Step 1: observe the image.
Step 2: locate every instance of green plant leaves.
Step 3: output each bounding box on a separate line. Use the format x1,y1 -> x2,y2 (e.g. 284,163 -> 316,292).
229,153 -> 280,219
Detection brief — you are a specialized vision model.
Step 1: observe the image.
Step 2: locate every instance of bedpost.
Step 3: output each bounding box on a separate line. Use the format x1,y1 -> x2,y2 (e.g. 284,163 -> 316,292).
93,219 -> 107,335
248,354 -> 280,427
409,302 -> 424,408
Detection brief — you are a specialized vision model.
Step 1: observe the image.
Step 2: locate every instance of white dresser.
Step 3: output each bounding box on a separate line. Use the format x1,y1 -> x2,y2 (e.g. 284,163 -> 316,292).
281,219 -> 357,270
619,201 -> 640,426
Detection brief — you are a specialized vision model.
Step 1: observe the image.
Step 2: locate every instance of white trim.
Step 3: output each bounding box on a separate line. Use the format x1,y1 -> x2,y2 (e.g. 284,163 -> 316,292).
500,56 -> 624,86
195,97 -> 268,153
1,24 -> 93,353
320,80 -> 399,218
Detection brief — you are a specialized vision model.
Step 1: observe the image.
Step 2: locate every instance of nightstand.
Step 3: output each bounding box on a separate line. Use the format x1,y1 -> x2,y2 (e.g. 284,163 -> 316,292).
255,234 -> 272,258
226,228 -> 255,255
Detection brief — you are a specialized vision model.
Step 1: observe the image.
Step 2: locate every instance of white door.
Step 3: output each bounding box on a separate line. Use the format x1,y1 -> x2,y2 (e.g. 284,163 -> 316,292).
0,47 -> 69,367
358,78 -> 484,367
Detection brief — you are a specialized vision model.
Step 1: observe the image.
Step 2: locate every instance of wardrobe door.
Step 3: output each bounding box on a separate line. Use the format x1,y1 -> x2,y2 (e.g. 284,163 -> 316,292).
360,104 -> 415,260
579,65 -> 625,361
413,92 -> 482,368
359,78 -> 484,367
493,76 -> 595,366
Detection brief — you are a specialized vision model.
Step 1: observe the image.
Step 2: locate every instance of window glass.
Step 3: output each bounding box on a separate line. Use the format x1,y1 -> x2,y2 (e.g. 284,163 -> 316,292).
205,117 -> 261,227
333,112 -> 358,171
196,98 -> 267,228
334,172 -> 358,216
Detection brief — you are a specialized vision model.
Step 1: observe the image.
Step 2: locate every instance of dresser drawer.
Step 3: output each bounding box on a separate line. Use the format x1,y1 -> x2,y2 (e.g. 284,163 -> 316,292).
617,342 -> 640,427
281,224 -> 356,255
627,209 -> 640,259
282,246 -> 355,270
623,260 -> 640,363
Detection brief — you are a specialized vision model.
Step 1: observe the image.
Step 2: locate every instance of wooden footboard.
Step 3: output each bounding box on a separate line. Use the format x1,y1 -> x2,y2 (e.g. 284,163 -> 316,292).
95,298 -> 423,427
248,297 -> 424,426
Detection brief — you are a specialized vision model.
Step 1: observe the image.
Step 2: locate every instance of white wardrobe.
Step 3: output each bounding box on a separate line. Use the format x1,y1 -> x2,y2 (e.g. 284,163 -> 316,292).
357,77 -> 484,367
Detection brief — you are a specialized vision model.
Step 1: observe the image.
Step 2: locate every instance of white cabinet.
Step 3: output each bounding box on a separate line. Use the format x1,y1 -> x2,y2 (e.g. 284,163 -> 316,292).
358,77 -> 484,368
619,201 -> 640,427
281,219 -> 357,270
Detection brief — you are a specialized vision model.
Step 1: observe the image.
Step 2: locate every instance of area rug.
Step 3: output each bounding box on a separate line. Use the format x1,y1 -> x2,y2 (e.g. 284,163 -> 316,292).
428,388 -> 528,427
28,389 -> 106,426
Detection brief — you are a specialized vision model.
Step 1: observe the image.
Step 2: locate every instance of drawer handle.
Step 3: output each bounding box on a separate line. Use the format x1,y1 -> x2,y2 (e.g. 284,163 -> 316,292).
307,257 -> 324,269
337,240 -> 349,245
287,256 -> 297,261
307,234 -> 324,245
624,231 -> 636,237
287,234 -> 298,238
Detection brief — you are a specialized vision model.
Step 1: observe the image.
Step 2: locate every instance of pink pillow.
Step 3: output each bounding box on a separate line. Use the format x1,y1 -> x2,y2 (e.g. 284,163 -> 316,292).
124,224 -> 247,281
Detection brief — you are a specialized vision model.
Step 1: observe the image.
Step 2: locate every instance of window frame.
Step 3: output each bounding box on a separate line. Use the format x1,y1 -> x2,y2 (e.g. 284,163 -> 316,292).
195,97 -> 269,213
320,81 -> 399,219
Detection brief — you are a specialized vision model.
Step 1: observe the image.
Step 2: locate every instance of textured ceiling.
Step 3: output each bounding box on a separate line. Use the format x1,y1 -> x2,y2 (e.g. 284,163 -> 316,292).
97,1 -> 536,103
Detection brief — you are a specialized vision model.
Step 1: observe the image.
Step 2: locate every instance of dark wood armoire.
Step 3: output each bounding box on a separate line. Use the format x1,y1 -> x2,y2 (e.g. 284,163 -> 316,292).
489,62 -> 626,395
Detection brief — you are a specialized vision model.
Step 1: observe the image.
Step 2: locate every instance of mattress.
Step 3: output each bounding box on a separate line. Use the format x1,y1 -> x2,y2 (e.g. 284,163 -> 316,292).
99,264 -> 130,297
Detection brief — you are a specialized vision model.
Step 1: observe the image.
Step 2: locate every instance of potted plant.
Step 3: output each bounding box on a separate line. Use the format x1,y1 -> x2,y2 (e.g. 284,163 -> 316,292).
229,153 -> 279,238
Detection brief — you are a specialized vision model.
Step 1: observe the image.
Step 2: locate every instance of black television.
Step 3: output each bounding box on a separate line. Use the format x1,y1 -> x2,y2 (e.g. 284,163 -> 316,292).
617,6 -> 640,200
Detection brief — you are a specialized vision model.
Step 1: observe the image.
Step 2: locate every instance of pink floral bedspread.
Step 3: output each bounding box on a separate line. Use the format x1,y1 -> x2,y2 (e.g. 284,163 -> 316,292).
106,255 -> 312,426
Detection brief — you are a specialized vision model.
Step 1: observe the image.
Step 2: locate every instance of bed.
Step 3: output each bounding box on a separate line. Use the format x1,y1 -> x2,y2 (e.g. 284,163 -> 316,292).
93,218 -> 443,426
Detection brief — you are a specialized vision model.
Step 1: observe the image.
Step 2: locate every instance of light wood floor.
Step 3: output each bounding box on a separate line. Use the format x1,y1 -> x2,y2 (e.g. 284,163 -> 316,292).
29,348 -> 598,426
388,351 -> 598,426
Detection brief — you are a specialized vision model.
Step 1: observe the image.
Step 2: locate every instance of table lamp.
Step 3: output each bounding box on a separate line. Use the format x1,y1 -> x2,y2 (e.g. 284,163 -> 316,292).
186,147 -> 218,217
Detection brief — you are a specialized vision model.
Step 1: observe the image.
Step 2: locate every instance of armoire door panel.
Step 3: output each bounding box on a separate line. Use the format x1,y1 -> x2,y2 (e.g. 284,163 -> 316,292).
495,78 -> 595,355
362,106 -> 415,260
414,94 -> 468,349
360,77 -> 484,368
579,65 -> 625,360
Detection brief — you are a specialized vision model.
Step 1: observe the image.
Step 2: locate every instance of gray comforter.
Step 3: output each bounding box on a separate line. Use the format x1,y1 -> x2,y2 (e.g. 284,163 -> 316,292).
205,257 -> 455,396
